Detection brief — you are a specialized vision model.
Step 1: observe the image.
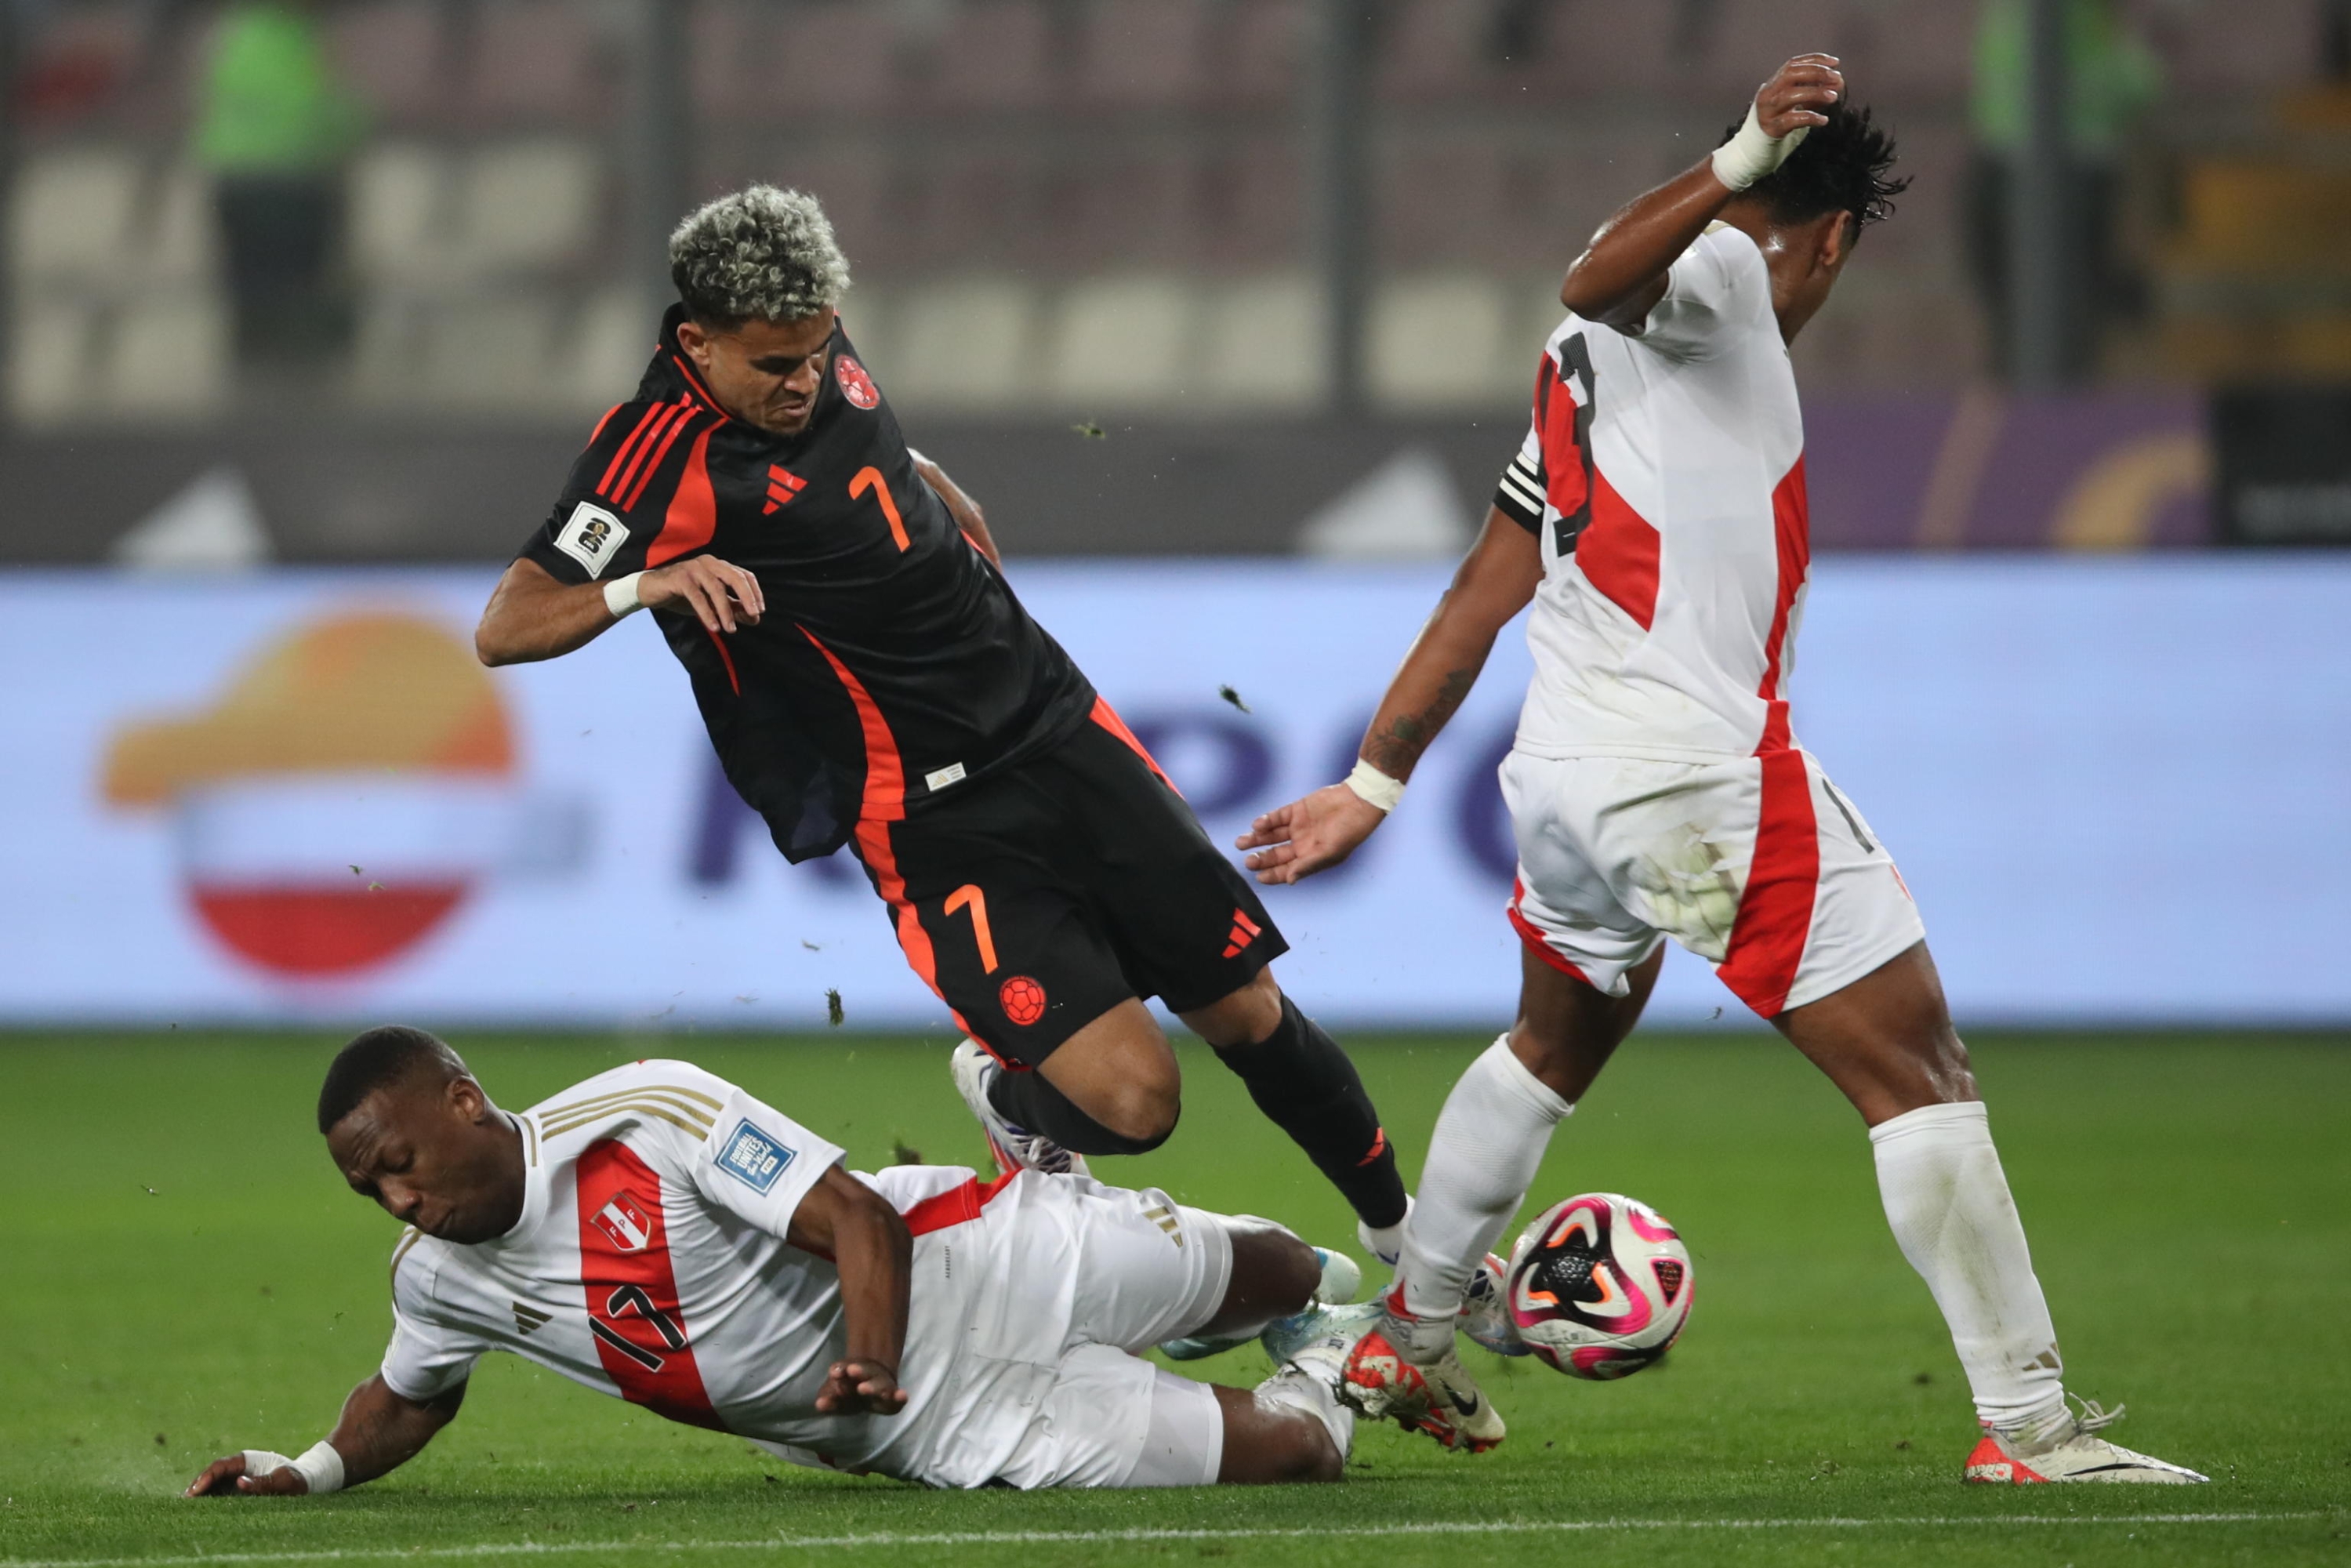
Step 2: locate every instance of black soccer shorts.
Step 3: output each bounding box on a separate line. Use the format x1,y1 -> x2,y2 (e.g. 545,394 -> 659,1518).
850,703 -> 1289,1066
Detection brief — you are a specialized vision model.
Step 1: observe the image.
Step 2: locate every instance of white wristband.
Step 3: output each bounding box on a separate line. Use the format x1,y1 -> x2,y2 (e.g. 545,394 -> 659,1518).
603,571 -> 645,619
241,1441 -> 344,1494
1344,759 -> 1406,814
1710,102 -> 1809,192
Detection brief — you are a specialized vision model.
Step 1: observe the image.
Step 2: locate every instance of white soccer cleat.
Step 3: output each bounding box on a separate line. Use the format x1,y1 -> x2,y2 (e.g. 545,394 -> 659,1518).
1357,1196 -> 1413,1270
1269,1300 -> 1506,1455
949,1040 -> 1089,1179
1962,1400 -> 2208,1485
1374,1281 -> 1508,1454
1457,1252 -> 1531,1357
1162,1244 -> 1361,1361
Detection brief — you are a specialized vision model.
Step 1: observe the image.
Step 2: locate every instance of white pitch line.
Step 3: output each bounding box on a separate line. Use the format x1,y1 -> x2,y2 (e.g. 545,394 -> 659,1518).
0,1512 -> 2323,1568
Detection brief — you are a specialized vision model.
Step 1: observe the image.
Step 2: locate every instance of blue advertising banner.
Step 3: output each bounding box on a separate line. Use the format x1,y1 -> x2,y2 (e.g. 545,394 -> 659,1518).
1,556 -> 2343,1028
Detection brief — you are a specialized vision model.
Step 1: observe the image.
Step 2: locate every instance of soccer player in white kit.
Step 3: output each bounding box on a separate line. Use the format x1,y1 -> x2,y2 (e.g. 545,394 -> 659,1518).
183,1027 -> 1395,1497
1236,56 -> 2204,1484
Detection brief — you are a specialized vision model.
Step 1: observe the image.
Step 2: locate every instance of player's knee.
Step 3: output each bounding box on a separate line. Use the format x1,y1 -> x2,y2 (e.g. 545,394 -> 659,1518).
1275,1418 -> 1344,1484
1091,1076 -> 1180,1147
1228,1224 -> 1322,1316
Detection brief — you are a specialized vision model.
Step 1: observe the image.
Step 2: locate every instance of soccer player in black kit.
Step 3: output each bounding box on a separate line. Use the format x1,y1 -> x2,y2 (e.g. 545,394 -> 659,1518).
474,189 -> 1443,1386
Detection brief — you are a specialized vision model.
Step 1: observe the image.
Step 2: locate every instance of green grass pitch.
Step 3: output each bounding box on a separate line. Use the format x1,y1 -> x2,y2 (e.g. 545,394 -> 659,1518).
2,1030 -> 2346,1567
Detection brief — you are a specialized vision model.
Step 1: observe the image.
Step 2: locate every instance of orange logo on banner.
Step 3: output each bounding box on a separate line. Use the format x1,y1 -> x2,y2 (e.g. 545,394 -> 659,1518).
100,612 -> 516,978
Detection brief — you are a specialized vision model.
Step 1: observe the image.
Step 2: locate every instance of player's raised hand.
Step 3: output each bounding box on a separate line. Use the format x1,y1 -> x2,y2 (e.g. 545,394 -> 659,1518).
183,1452 -> 308,1498
815,1359 -> 908,1417
642,555 -> 765,634
1754,53 -> 1843,138
1235,784 -> 1388,884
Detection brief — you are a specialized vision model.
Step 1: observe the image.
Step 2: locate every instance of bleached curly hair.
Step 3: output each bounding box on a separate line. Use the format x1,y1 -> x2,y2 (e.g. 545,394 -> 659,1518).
668,186 -> 851,326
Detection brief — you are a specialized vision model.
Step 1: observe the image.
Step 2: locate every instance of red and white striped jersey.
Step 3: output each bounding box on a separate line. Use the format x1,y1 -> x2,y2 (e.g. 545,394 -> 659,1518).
378,1059 -> 1074,1486
1492,224 -> 1810,762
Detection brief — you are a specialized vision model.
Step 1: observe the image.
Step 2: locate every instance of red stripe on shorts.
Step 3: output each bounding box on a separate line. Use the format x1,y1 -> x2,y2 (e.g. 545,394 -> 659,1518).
1713,750 -> 1819,1018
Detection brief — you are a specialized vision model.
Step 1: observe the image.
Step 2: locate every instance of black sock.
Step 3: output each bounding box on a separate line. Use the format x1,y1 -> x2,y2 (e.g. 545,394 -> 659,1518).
985,1065 -> 1172,1156
1213,996 -> 1408,1229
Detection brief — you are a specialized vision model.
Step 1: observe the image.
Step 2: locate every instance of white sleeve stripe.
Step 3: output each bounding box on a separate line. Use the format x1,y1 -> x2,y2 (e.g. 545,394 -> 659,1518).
1497,469 -> 1545,511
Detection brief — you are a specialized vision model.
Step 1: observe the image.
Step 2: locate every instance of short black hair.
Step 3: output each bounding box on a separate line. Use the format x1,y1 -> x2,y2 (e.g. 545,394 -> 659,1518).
317,1025 -> 465,1135
1723,100 -> 1909,239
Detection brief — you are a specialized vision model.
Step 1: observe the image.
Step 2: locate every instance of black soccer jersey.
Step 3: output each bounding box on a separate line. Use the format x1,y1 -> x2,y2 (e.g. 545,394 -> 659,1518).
521,306 -> 1097,862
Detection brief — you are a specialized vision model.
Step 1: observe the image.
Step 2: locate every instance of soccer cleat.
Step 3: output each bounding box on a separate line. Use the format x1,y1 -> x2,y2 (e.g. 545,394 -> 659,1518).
949,1040 -> 1089,1179
1458,1252 -> 1531,1357
1162,1245 -> 1362,1361
1268,1301 -> 1506,1454
1357,1196 -> 1413,1270
1375,1282 -> 1508,1454
1962,1400 -> 2208,1485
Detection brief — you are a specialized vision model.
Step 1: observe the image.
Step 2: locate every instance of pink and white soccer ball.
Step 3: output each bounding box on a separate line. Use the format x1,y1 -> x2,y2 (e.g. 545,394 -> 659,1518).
1504,1192 -> 1693,1380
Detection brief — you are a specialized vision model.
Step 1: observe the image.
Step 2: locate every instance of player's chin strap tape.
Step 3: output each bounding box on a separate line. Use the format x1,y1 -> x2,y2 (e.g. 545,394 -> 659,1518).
241,1441 -> 346,1495
604,571 -> 646,620
1344,759 -> 1406,814
1711,103 -> 1809,192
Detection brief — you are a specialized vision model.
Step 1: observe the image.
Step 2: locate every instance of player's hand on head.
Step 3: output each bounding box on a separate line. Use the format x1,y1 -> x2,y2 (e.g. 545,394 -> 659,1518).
815,1360 -> 907,1417
1756,53 -> 1842,138
641,555 -> 765,634
1233,783 -> 1387,884
183,1453 -> 308,1498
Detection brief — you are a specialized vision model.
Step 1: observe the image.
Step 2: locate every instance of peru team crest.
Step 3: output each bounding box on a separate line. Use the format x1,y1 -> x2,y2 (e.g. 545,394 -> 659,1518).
836,355 -> 879,410
590,1190 -> 653,1253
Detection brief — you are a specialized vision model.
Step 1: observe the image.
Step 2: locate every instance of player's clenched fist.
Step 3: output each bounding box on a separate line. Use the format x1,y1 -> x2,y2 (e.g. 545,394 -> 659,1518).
815,1359 -> 908,1417
183,1452 -> 309,1497
642,555 -> 765,635
1235,784 -> 1388,885
1754,53 -> 1843,137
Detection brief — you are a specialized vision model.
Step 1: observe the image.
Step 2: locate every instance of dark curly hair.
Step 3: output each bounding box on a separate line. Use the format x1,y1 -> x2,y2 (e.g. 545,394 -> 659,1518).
1722,100 -> 1910,241
318,1025 -> 466,1134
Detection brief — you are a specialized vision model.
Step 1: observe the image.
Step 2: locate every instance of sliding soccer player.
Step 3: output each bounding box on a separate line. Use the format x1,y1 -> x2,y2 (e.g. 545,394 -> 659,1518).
1237,57 -> 2203,1483
185,1027 -> 1410,1495
467,188 -> 1460,1428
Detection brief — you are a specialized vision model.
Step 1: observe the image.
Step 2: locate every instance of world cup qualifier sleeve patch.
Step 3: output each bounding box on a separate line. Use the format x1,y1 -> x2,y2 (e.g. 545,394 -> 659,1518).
553,501 -> 631,579
715,1120 -> 796,1195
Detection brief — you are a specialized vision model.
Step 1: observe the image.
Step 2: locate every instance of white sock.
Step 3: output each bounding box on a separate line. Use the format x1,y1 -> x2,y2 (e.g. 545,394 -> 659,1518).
1255,1367 -> 1354,1461
1396,1036 -> 1573,1322
1870,1101 -> 2068,1436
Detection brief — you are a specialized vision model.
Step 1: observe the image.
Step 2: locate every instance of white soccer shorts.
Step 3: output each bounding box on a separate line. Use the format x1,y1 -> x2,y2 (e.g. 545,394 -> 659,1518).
1501,747 -> 1925,1017
985,1178 -> 1234,1489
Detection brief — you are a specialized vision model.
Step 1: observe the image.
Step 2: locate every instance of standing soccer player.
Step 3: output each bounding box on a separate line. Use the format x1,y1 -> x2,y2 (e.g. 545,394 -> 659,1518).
473,189 -> 1438,1404
1237,59 -> 2204,1483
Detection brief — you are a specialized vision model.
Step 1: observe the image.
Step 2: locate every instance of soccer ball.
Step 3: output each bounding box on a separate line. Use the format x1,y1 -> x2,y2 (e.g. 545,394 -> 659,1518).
1503,1192 -> 1693,1380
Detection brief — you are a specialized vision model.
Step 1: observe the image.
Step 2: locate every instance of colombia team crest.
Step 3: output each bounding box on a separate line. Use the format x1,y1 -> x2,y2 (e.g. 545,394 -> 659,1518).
836,355 -> 879,410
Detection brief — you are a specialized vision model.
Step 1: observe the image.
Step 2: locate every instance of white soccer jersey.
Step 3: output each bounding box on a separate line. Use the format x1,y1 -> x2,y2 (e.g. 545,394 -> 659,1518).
1493,223 -> 1809,763
377,1059 -> 1132,1488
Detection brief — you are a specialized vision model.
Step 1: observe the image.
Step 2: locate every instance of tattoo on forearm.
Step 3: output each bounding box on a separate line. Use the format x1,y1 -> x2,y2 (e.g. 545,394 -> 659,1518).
1362,667 -> 1478,777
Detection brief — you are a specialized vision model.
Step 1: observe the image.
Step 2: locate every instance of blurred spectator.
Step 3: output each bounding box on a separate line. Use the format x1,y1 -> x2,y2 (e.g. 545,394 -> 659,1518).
194,0 -> 365,379
1966,0 -> 2164,380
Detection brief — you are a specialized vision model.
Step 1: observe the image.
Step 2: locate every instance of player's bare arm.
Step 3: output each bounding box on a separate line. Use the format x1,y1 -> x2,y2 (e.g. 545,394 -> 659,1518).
185,1376 -> 463,1498
474,554 -> 766,666
1235,508 -> 1540,884
913,453 -> 1002,567
1558,53 -> 1843,329
787,1165 -> 913,1416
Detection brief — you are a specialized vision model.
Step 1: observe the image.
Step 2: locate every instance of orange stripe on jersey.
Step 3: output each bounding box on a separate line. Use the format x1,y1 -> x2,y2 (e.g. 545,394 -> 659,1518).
803,625 -> 974,1035
597,405 -> 668,498
587,403 -> 624,446
705,627 -> 740,695
1088,695 -> 1179,795
647,426 -> 719,568
669,353 -> 721,413
575,1140 -> 723,1431
610,403 -> 688,508
623,408 -> 703,512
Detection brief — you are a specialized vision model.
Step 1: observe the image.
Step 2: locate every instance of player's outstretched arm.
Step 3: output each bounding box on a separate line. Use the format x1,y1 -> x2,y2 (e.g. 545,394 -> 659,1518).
1235,508 -> 1541,884
912,452 -> 1002,567
183,1375 -> 464,1498
788,1166 -> 913,1417
474,555 -> 767,666
1559,53 -> 1843,329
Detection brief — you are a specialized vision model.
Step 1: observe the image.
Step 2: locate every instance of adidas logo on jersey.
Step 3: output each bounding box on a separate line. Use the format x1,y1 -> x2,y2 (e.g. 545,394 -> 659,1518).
513,1302 -> 552,1336
1221,907 -> 1262,960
